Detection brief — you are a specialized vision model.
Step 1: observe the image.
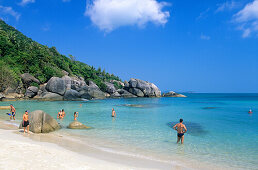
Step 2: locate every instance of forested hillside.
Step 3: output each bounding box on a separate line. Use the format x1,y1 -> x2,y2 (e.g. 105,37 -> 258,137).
0,19 -> 120,92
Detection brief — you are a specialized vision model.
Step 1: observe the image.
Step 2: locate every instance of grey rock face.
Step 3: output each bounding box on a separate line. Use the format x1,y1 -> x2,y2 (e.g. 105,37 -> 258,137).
117,89 -> 137,98
110,91 -> 121,98
64,89 -> 81,100
25,86 -> 38,98
129,88 -> 144,97
124,80 -> 129,89
105,82 -> 116,94
79,88 -> 106,100
46,77 -> 66,95
34,92 -> 64,101
162,91 -> 186,97
68,121 -> 90,129
20,73 -> 40,85
19,110 -> 60,133
127,78 -> 161,97
0,93 -> 5,99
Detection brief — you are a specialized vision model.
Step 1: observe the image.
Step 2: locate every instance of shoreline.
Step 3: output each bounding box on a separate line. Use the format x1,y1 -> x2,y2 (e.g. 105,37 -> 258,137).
0,120 -> 178,170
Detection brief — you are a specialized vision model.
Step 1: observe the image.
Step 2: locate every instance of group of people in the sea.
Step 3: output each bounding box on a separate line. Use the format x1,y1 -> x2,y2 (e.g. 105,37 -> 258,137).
4,104 -> 254,143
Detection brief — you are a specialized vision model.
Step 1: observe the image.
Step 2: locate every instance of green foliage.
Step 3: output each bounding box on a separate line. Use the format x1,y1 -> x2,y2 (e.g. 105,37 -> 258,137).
113,81 -> 122,90
0,19 -> 121,89
0,60 -> 20,92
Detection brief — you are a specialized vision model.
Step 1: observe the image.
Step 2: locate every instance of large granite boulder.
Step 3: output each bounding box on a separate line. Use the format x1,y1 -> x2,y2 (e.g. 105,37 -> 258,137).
79,87 -> 106,99
117,89 -> 137,98
46,77 -> 66,95
0,93 -> 5,99
110,91 -> 121,98
19,110 -> 60,133
124,80 -> 129,89
162,91 -> 186,97
25,86 -> 38,98
128,88 -> 144,97
104,82 -> 116,94
34,92 -> 63,101
62,75 -> 72,90
64,89 -> 81,100
20,73 -> 40,85
128,78 -> 161,97
68,121 -> 90,129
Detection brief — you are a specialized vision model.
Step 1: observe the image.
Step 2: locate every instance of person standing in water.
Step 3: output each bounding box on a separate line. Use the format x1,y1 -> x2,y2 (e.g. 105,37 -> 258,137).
74,112 -> 78,121
10,104 -> 16,120
173,119 -> 187,144
22,111 -> 29,134
57,110 -> 62,119
61,109 -> 66,118
111,108 -> 116,117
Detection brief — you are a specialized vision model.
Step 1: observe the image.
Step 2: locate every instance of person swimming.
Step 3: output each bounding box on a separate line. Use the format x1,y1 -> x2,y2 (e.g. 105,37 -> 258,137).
111,108 -> 116,117
74,112 -> 78,121
248,109 -> 253,114
61,109 -> 66,118
173,118 -> 187,144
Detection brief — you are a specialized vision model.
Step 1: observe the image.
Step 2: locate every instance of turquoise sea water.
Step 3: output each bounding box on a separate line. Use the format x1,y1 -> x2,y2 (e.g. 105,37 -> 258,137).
1,93 -> 258,169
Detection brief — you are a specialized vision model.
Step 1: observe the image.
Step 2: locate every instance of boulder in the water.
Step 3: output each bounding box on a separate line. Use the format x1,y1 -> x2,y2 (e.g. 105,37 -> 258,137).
19,110 -> 60,133
68,121 -> 91,129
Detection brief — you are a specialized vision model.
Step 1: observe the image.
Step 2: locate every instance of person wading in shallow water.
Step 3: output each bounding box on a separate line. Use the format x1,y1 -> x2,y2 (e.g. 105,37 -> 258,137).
10,104 -> 16,120
74,112 -> 78,121
22,111 -> 29,134
173,119 -> 187,144
111,108 -> 116,117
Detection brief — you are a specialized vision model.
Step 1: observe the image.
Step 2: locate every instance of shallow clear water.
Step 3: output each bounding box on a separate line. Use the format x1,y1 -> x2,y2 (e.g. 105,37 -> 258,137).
1,93 -> 258,169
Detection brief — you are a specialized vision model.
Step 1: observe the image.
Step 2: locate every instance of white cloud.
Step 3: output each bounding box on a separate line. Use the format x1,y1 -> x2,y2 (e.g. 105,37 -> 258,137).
85,0 -> 170,32
19,0 -> 35,6
62,0 -> 71,2
196,8 -> 210,20
0,6 -> 20,21
234,0 -> 258,38
200,34 -> 210,40
216,1 -> 240,13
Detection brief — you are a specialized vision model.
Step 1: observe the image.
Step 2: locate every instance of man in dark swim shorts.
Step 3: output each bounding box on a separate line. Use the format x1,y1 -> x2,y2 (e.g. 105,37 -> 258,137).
10,104 -> 16,120
173,119 -> 187,144
22,111 -> 29,134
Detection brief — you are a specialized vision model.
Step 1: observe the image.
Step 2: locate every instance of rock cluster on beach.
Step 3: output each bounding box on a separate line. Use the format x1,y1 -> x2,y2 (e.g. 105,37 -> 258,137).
162,91 -> 186,97
1,73 -> 185,101
19,110 -> 60,133
68,121 -> 91,129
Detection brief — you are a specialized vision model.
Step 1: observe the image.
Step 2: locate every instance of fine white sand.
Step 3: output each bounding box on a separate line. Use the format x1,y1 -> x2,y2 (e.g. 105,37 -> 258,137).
0,128 -> 151,170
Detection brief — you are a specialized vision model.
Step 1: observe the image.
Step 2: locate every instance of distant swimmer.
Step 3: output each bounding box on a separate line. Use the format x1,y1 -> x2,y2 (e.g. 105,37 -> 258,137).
173,119 -> 187,144
111,108 -> 116,117
10,104 -> 16,120
22,111 -> 29,134
74,112 -> 78,121
248,109 -> 253,114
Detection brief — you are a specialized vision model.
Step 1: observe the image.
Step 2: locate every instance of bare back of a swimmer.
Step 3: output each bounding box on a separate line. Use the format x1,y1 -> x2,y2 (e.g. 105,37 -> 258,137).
173,119 -> 187,144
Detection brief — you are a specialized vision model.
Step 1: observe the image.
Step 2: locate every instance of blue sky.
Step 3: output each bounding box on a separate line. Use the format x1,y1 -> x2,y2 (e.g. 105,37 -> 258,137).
0,0 -> 257,93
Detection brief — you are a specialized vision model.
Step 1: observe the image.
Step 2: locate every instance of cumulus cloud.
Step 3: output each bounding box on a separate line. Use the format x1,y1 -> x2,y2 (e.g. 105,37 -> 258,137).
0,6 -> 21,21
196,8 -> 210,20
216,1 -> 240,13
200,34 -> 210,40
85,0 -> 170,32
233,0 -> 258,38
19,0 -> 35,6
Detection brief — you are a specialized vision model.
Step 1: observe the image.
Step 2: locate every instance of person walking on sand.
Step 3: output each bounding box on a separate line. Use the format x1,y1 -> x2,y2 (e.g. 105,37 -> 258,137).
74,112 -> 78,121
22,111 -> 29,134
111,108 -> 116,117
173,119 -> 187,144
10,104 -> 16,120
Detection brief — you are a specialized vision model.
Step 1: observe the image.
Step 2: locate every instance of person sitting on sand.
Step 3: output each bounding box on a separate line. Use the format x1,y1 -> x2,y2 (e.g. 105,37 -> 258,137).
22,111 -> 29,134
173,119 -> 187,144
74,112 -> 78,121
10,104 -> 16,120
61,109 -> 66,118
111,108 -> 116,117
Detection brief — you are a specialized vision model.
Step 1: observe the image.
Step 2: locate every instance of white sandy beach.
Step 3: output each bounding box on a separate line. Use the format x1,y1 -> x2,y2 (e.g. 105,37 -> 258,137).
0,121 -> 178,170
